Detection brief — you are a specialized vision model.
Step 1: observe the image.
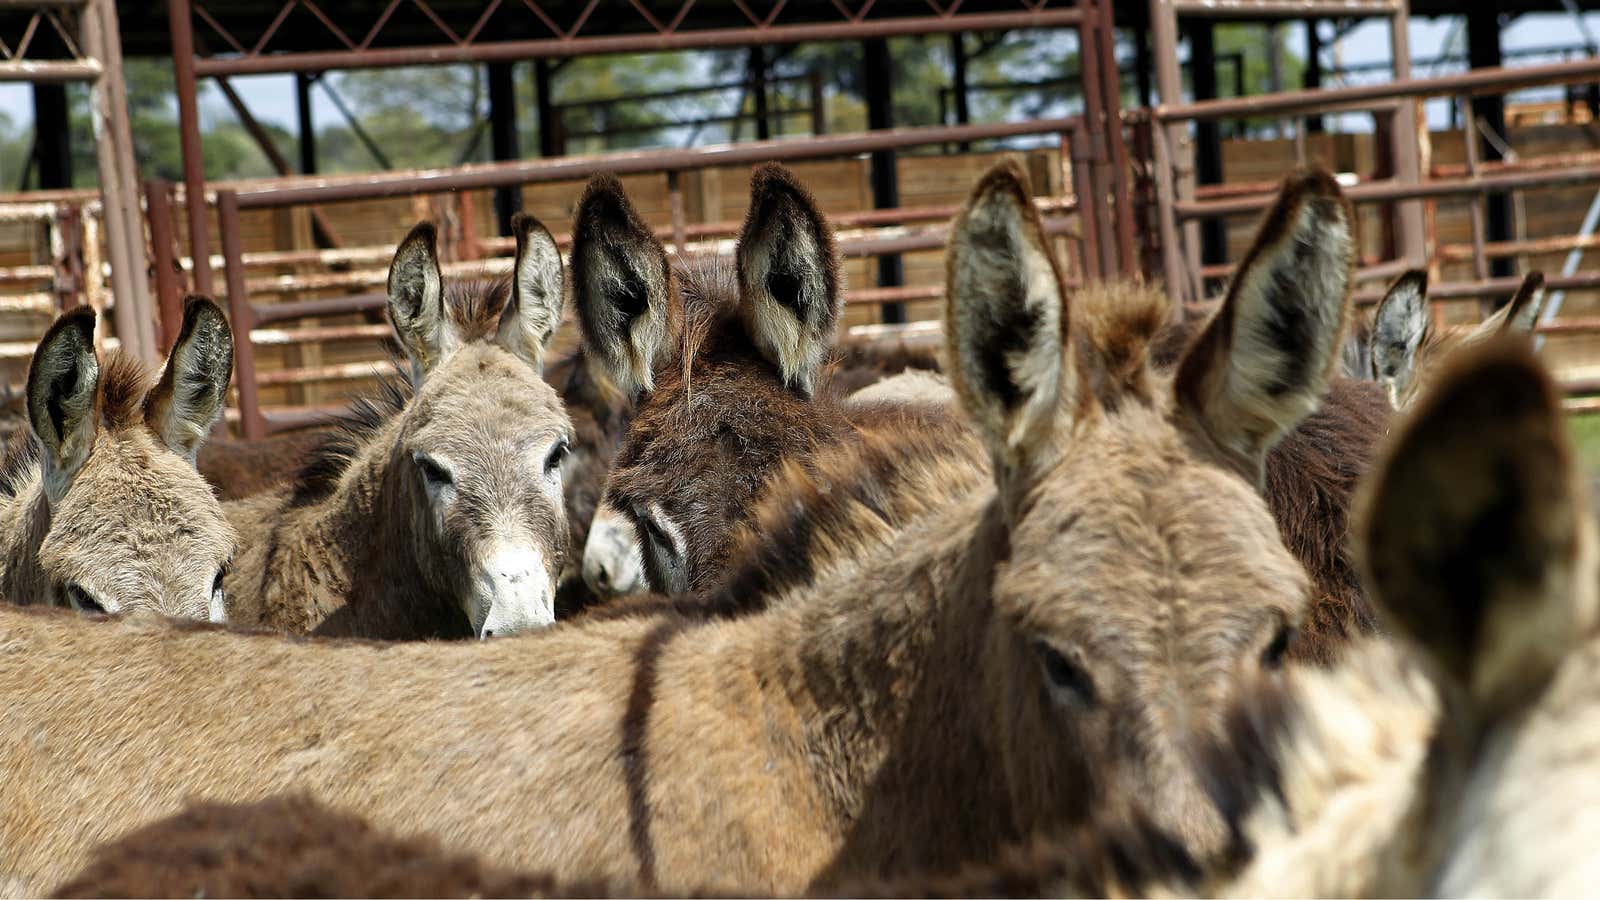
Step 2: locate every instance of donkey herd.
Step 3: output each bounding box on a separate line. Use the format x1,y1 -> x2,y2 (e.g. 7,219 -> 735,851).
0,158 -> 1592,898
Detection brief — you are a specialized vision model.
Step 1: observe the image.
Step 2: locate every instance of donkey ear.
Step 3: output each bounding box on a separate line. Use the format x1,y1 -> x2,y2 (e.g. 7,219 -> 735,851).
497,212 -> 565,375
1371,269 -> 1429,407
145,296 -> 234,462
571,174 -> 673,397
387,222 -> 454,378
1474,270 -> 1546,338
1175,169 -> 1353,477
1359,338 -> 1595,720
944,161 -> 1068,482
736,163 -> 842,396
26,306 -> 100,494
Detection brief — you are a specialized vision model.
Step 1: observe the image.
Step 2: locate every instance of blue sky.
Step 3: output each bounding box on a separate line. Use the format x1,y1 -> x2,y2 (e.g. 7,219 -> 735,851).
0,13 -> 1593,134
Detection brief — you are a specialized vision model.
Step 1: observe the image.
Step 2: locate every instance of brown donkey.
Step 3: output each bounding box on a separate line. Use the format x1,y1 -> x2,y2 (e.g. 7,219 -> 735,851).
576,164 -> 959,601
0,164 -> 1351,895
0,299 -> 236,620
220,215 -> 573,639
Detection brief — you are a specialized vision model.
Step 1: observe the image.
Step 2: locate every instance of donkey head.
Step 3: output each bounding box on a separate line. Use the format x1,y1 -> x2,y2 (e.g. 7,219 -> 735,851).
947,164 -> 1353,855
383,216 -> 573,637
574,164 -> 846,597
17,299 -> 236,620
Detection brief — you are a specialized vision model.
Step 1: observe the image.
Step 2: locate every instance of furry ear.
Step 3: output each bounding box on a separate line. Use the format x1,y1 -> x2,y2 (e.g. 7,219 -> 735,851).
386,222 -> 455,379
1359,338 -> 1596,721
497,212 -> 565,374
26,306 -> 100,498
144,296 -> 234,462
735,163 -> 842,396
571,174 -> 673,397
1473,270 -> 1546,339
944,161 -> 1068,489
1175,169 -> 1354,479
1371,269 -> 1430,408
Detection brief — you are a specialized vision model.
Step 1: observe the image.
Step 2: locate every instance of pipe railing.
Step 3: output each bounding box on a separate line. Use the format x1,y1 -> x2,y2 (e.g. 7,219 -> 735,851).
206,116 -> 1097,439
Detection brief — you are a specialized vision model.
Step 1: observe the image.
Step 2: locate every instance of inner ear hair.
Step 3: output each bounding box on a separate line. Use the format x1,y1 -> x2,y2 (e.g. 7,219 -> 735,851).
145,296 -> 235,460
570,174 -> 673,396
735,162 -> 842,396
386,221 -> 451,377
26,305 -> 100,485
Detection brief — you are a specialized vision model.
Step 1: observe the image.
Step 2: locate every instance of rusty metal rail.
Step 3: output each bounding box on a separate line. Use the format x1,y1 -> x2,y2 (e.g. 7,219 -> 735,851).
198,116 -> 1101,439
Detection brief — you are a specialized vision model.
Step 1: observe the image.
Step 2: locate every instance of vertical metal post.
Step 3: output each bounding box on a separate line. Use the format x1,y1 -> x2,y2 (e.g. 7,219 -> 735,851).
1186,20 -> 1227,272
296,73 -> 317,175
97,0 -> 154,354
1149,0 -> 1191,305
168,0 -> 212,296
533,59 -> 559,158
667,171 -> 687,253
1094,0 -> 1136,275
1389,0 -> 1426,270
1459,98 -> 1491,287
488,61 -> 521,235
217,190 -> 263,440
863,37 -> 904,324
32,83 -> 70,189
1304,19 -> 1323,134
1466,3 -> 1512,282
748,46 -> 770,141
52,203 -> 82,312
1076,0 -> 1115,278
808,70 -> 826,136
1134,21 -> 1153,108
145,180 -> 184,350
950,32 -> 971,151
1068,128 -> 1102,283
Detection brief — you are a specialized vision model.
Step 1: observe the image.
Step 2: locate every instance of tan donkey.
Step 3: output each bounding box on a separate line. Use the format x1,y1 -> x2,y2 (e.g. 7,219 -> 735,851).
221,215 -> 574,639
0,163 -> 1352,895
0,299 -> 236,620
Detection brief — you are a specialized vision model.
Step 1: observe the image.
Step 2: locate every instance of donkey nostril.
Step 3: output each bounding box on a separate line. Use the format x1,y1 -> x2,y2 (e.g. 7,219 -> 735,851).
595,563 -> 611,589
483,628 -> 494,639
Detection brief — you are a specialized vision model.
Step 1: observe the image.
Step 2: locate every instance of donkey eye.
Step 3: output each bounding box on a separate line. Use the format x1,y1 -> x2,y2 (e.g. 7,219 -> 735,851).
544,439 -> 570,475
412,452 -> 454,488
1034,641 -> 1095,705
66,583 -> 105,616
1262,624 -> 1297,670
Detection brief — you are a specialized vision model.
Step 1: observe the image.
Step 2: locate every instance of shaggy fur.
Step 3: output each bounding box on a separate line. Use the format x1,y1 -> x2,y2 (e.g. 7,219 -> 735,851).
221,225 -> 574,640
0,165 -> 1354,896
0,301 -> 236,620
53,794 -> 1201,899
197,428 -> 329,501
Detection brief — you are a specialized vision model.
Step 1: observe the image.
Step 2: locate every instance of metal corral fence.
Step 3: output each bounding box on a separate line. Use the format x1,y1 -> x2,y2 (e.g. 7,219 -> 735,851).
169,117 -> 1101,439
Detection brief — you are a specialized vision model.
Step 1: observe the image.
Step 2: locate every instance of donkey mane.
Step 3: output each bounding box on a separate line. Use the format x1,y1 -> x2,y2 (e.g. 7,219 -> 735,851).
286,371 -> 412,510
96,351 -> 155,430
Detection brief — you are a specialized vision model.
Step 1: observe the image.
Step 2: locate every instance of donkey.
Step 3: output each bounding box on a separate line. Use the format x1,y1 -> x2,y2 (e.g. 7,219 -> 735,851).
578,166 -> 1382,669
576,164 -> 959,601
1198,336 -> 1600,897
0,163 -> 1353,895
1345,268 -> 1546,409
220,214 -> 574,640
0,299 -> 236,621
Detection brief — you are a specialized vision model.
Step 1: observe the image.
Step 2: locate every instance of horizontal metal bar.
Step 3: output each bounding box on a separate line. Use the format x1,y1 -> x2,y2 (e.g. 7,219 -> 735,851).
1156,56 -> 1600,122
250,293 -> 387,326
1168,0 -> 1397,18
194,10 -> 1085,77
1178,165 -> 1600,221
249,324 -> 395,346
1351,271 -> 1600,305
0,59 -> 102,83
229,117 -> 1081,208
255,360 -> 391,387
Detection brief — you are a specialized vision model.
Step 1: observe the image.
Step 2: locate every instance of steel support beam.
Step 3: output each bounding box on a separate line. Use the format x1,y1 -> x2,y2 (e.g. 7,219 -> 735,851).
488,60 -> 521,235
534,59 -> 558,157
863,36 -> 904,324
1186,20 -> 1227,268
168,0 -> 211,295
296,72 -> 316,175
1468,3 -> 1514,281
1305,19 -> 1324,133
